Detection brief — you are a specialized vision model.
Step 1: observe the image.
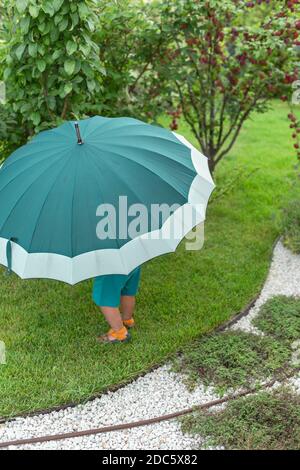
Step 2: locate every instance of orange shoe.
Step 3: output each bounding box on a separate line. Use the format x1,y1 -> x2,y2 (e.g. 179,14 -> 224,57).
97,326 -> 131,344
123,318 -> 135,329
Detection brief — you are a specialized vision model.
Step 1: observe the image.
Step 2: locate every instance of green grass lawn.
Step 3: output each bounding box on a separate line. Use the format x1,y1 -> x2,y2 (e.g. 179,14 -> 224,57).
0,101 -> 298,418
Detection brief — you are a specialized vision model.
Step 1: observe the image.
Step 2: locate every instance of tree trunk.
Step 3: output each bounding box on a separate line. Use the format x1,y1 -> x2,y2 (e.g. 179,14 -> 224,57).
203,148 -> 216,173
207,157 -> 215,173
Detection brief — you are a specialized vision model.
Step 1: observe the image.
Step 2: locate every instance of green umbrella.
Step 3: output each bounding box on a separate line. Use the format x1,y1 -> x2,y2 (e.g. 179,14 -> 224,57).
0,116 -> 215,284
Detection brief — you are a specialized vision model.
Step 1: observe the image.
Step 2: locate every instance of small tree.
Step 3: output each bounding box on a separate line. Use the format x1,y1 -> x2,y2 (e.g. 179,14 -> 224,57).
148,0 -> 300,171
1,0 -> 105,141
93,0 -> 169,122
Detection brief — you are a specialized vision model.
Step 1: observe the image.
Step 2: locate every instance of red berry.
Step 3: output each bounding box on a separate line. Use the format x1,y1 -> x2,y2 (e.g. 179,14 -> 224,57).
170,119 -> 178,131
294,143 -> 299,149
249,57 -> 257,64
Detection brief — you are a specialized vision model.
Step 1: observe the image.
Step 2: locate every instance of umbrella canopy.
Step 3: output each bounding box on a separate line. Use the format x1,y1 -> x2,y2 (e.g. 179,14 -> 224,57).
0,116 -> 215,284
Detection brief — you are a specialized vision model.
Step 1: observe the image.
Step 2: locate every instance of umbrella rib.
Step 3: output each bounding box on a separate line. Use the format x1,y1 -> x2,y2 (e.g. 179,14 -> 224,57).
69,146 -> 82,263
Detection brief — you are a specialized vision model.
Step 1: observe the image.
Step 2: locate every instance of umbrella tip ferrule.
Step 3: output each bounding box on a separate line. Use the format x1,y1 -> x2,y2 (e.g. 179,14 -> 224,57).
74,122 -> 84,145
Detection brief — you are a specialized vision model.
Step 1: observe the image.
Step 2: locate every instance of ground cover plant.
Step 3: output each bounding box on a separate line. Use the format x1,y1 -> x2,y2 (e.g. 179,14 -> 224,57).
173,330 -> 292,393
181,387 -> 300,450
253,295 -> 300,342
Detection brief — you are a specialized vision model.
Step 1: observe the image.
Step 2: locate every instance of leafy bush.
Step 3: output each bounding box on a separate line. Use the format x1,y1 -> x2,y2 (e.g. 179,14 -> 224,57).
93,0 -> 166,122
1,0 -> 105,141
0,103 -> 24,160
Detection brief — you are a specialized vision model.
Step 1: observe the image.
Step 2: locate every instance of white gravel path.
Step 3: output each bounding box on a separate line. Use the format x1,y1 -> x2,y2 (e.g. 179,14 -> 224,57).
0,240 -> 299,450
0,365 -> 218,450
231,241 -> 300,334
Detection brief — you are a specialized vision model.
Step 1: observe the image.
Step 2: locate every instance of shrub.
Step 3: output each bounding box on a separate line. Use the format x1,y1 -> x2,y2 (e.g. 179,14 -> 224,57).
1,0 -> 105,142
145,0 -> 300,171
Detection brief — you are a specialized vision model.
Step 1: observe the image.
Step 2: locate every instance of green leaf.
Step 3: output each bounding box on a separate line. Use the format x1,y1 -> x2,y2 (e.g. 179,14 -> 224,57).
79,43 -> 90,57
38,44 -> 46,56
42,2 -> 55,16
16,0 -> 28,13
29,4 -> 40,18
3,68 -> 11,80
81,62 -> 94,79
28,43 -> 38,58
30,112 -> 41,126
20,102 -> 30,113
15,44 -> 26,61
54,14 -> 62,25
58,17 -> 68,31
74,60 -> 81,74
70,13 -> 79,28
52,49 -> 61,60
38,21 -> 46,33
95,62 -> 106,76
41,22 -> 51,36
37,59 -> 46,73
47,96 -> 56,110
78,2 -> 89,19
66,40 -> 77,55
53,0 -> 64,12
64,82 -> 73,95
20,16 -> 30,34
70,2 -> 77,13
87,19 -> 95,32
64,59 -> 75,75
50,27 -> 60,42
87,79 -> 96,92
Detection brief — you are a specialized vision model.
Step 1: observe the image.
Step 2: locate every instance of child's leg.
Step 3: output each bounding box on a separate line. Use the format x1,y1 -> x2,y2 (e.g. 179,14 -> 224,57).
120,268 -> 141,325
98,306 -> 129,342
120,296 -> 136,321
100,306 -> 124,331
